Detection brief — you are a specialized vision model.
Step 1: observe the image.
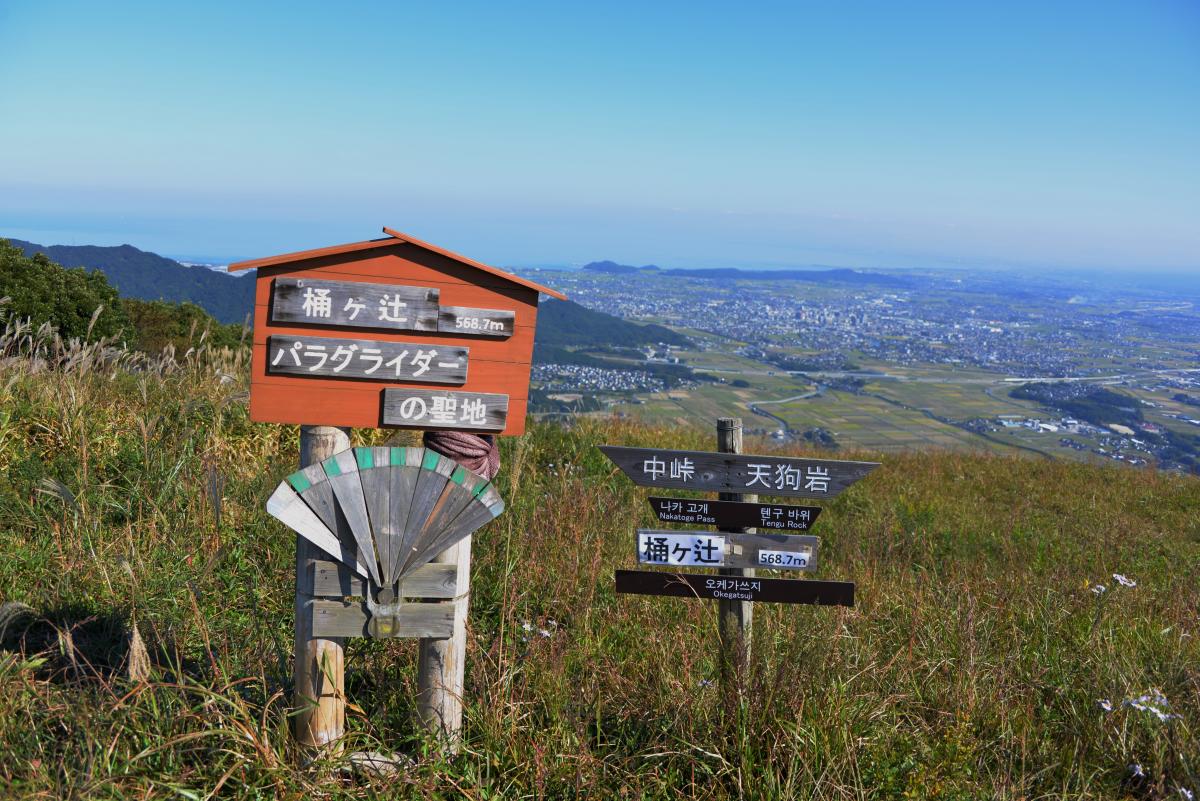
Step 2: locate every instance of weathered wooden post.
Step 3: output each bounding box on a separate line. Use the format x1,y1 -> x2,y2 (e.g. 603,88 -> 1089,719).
295,424 -> 350,751
416,535 -> 471,748
716,417 -> 754,692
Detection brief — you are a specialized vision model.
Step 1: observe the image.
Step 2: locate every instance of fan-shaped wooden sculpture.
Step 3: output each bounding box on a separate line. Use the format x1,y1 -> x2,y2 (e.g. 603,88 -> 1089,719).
267,446 -> 504,635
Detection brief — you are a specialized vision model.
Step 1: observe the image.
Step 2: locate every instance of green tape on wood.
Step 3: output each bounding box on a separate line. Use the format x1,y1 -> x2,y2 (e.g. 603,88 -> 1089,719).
355,447 -> 374,469
390,447 -> 405,466
322,457 -> 342,477
473,481 -> 491,498
422,450 -> 440,471
450,466 -> 467,485
286,471 -> 312,493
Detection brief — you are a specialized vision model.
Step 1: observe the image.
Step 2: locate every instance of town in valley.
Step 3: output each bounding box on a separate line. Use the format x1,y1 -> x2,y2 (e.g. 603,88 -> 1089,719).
522,261 -> 1200,473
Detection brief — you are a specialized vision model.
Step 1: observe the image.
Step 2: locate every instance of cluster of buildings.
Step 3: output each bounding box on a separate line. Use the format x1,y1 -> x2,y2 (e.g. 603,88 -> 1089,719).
539,268 -> 1177,379
531,363 -> 666,394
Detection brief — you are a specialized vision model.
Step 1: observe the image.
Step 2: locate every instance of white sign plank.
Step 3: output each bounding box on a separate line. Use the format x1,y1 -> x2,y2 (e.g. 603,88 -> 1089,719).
637,531 -> 725,567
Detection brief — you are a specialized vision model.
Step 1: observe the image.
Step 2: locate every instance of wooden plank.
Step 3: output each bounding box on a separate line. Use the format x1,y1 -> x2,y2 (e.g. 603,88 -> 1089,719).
614,570 -> 854,607
648,496 -> 822,531
411,483 -> 503,572
416,469 -> 488,555
385,449 -> 421,584
289,464 -> 369,577
267,482 -> 368,578
310,559 -> 457,599
382,389 -> 509,432
270,277 -> 440,332
322,450 -> 381,585
399,451 -> 457,579
356,448 -> 393,582
636,529 -> 819,571
248,383 -> 529,435
599,445 -> 879,499
266,335 -> 468,385
310,598 -> 456,638
437,305 -> 515,338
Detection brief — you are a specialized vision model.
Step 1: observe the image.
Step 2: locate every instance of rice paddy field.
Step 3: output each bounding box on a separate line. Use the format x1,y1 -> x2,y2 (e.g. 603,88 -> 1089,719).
0,322 -> 1198,799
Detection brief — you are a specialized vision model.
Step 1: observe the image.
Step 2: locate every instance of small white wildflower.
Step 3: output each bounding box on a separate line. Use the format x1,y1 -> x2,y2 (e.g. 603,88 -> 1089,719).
698,679 -> 714,688
1129,763 -> 1144,778
538,628 -> 552,638
1124,690 -> 1176,722
521,621 -> 533,633
1098,699 -> 1113,712
1178,788 -> 1194,801
1113,573 -> 1137,588
1092,584 -> 1107,595
547,619 -> 558,627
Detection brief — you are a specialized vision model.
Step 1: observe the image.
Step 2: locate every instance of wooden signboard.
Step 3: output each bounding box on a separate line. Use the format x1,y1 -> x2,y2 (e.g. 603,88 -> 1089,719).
600,445 -> 879,499
648,496 -> 822,531
266,335 -> 468,383
636,529 -> 819,571
230,227 -> 566,436
615,569 -> 854,606
381,389 -> 510,432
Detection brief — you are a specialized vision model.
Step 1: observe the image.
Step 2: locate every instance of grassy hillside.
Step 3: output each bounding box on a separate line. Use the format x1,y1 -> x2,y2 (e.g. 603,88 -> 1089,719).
0,318 -> 1197,799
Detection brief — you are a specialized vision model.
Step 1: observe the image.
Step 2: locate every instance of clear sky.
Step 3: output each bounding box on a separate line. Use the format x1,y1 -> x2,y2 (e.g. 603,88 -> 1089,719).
1,0 -> 1196,271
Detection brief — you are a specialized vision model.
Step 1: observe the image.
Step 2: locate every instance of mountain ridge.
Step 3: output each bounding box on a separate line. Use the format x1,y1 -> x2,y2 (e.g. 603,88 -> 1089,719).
582,259 -> 909,285
7,238 -> 255,324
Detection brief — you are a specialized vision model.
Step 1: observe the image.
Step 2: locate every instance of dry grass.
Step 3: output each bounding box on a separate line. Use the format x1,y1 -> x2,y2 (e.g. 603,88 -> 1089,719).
0,319 -> 1196,799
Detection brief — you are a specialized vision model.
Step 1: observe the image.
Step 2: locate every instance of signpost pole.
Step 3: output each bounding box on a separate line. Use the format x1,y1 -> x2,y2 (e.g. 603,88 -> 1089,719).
416,535 -> 472,751
716,417 -> 755,695
295,425 -> 350,755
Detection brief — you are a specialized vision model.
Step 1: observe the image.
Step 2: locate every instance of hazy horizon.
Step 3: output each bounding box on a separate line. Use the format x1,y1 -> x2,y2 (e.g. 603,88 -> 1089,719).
2,2 -> 1197,273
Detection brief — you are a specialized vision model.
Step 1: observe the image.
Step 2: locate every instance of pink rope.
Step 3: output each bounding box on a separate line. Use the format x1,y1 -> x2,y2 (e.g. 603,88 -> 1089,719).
422,431 -> 501,480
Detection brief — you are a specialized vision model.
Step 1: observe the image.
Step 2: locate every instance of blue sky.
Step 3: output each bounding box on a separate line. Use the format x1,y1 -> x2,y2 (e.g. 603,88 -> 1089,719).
1,0 -> 1196,271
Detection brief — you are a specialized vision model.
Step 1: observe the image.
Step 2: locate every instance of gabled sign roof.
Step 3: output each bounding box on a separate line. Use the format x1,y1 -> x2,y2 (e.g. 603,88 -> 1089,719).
228,226 -> 567,300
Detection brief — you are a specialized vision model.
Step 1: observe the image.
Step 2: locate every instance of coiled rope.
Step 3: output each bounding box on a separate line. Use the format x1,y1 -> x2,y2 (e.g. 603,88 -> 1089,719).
422,431 -> 501,480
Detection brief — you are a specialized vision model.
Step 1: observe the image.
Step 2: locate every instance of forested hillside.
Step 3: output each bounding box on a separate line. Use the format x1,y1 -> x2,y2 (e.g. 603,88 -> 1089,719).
0,239 -> 246,352
9,238 -> 255,324
534,298 -> 688,348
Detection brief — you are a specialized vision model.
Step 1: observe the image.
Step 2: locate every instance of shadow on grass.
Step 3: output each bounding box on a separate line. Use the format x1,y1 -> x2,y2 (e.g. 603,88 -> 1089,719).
0,600 -> 201,685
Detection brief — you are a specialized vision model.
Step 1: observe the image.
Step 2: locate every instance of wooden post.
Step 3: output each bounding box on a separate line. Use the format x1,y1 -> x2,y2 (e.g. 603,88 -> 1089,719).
295,425 -> 350,754
717,417 -> 755,692
416,534 -> 472,751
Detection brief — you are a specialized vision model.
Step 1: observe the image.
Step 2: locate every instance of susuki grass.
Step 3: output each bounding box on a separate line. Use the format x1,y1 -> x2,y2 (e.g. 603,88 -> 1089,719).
0,317 -> 1197,799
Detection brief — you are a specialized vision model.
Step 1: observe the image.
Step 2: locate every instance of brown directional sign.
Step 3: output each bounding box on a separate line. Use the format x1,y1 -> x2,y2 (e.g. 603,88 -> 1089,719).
232,226 -> 566,435
648,496 -> 821,531
600,445 -> 878,499
270,277 -> 440,332
266,335 -> 468,384
614,569 -> 853,606
382,388 -> 509,431
636,529 -> 819,571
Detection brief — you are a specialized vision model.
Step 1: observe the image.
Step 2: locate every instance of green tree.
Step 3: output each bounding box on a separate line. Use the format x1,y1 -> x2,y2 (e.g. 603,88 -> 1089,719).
123,298 -> 247,353
0,238 -> 130,340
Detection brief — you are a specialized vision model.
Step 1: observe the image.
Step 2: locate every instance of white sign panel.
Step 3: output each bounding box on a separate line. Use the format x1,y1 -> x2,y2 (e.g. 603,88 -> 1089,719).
637,531 -> 725,567
757,549 -> 812,569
